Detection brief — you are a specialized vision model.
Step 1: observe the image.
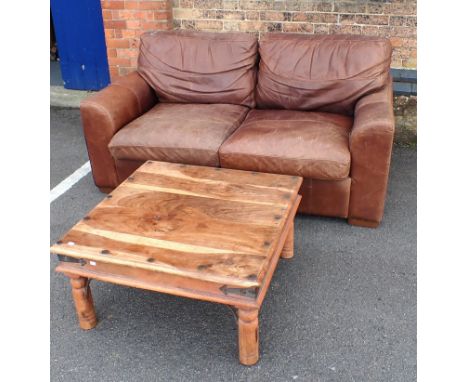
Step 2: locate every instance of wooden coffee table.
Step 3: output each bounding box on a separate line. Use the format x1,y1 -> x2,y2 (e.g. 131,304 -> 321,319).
51,161 -> 302,365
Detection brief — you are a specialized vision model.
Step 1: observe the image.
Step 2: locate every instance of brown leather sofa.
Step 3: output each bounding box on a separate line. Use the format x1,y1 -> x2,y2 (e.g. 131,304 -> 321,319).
81,30 -> 394,228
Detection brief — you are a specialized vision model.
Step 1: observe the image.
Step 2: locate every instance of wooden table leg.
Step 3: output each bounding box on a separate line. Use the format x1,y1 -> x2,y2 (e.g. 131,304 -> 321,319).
281,221 -> 294,259
68,274 -> 97,330
238,308 -> 259,365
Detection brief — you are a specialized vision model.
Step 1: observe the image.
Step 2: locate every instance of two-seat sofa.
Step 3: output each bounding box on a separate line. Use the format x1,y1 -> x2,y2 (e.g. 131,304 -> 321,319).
81,30 -> 395,228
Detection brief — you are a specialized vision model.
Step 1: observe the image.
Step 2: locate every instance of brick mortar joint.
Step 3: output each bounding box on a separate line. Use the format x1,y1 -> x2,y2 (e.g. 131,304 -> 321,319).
173,8 -> 415,16
173,9 -> 414,15
175,12 -> 416,23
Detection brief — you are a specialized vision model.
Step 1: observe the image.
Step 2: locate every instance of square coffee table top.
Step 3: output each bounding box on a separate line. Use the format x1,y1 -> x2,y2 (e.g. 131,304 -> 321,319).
51,161 -> 302,289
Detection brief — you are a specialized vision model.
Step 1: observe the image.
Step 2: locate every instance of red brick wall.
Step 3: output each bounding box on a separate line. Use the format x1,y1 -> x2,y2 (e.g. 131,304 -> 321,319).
101,1 -> 416,77
101,0 -> 173,79
172,0 -> 417,69
100,0 -> 417,144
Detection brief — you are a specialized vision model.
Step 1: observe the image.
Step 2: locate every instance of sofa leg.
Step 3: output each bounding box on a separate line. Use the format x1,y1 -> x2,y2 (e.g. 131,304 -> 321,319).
348,218 -> 380,228
98,186 -> 114,194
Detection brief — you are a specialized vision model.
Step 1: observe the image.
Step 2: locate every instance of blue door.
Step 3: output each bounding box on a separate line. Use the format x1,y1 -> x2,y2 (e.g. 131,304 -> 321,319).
51,0 -> 110,90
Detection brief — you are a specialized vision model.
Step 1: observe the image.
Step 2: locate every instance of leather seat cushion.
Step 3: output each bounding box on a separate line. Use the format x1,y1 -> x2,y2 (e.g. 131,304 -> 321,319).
219,109 -> 353,180
108,103 -> 249,167
256,33 -> 392,115
138,30 -> 258,108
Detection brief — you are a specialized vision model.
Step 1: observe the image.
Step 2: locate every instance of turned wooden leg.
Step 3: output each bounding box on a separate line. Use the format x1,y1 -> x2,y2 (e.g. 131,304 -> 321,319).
238,308 -> 259,365
69,275 -> 97,330
281,221 -> 294,259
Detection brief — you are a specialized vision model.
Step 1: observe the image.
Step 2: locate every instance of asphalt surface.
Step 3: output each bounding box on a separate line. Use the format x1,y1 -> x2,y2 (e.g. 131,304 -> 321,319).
50,107 -> 416,382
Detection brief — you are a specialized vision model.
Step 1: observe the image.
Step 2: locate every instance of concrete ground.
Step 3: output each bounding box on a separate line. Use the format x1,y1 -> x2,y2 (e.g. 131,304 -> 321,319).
50,62 -> 91,108
50,107 -> 416,382
51,61 -> 63,87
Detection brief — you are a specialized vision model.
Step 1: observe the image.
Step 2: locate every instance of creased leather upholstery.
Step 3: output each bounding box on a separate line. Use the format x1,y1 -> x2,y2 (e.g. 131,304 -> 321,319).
219,109 -> 352,180
138,30 -> 258,107
256,33 -> 392,115
80,31 -> 395,227
109,103 -> 249,167
80,72 -> 157,189
348,79 -> 395,227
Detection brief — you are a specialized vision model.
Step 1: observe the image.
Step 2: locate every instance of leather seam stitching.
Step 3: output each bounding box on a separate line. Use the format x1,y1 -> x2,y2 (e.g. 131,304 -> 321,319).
221,151 -> 350,169
136,116 -> 241,125
241,120 -> 352,131
110,145 -> 219,155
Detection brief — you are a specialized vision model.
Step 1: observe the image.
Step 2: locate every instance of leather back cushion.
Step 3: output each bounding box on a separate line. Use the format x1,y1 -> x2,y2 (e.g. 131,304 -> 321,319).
138,30 -> 258,108
256,34 -> 392,115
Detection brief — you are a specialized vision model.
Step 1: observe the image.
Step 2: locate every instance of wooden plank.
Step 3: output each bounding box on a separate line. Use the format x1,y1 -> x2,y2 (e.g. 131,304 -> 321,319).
74,224 -> 243,255
56,262 -> 258,309
141,161 -> 302,190
137,168 -> 296,192
72,204 -> 280,255
52,242 -> 261,287
52,213 -> 274,286
54,228 -> 266,282
53,221 -> 269,287
97,190 -> 287,227
128,170 -> 297,206
52,161 -> 303,288
53,198 -> 301,306
121,182 -> 287,207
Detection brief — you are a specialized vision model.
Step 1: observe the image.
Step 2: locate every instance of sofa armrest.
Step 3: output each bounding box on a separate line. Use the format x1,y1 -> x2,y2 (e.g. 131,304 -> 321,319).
348,78 -> 395,227
80,72 -> 157,190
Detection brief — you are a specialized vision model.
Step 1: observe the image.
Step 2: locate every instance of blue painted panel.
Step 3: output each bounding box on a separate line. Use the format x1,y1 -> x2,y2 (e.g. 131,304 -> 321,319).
51,0 -> 110,90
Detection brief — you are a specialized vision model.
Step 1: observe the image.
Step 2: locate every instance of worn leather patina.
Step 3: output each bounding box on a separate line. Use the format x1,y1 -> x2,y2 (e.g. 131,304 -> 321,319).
80,31 -> 395,227
80,72 -> 157,189
108,103 -> 249,167
138,30 -> 258,108
219,109 -> 353,180
256,33 -> 392,116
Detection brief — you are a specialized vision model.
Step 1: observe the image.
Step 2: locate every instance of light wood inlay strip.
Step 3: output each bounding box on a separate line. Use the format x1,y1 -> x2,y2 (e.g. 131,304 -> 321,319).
73,224 -> 247,255
121,182 -> 286,206
137,168 -> 295,192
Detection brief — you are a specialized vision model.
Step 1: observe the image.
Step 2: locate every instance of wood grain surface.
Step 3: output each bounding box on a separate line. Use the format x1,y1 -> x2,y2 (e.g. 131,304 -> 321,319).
51,161 -> 302,289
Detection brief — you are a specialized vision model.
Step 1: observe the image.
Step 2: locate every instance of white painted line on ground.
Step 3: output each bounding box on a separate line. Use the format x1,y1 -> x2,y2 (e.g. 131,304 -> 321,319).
50,161 -> 91,203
